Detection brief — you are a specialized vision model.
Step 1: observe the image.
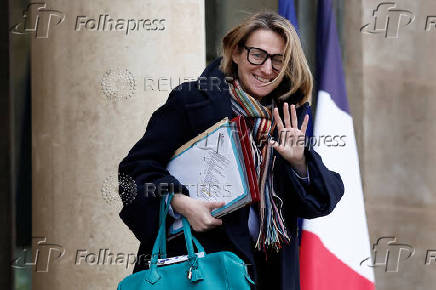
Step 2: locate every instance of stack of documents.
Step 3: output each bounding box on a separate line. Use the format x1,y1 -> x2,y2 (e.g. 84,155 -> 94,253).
167,117 -> 259,234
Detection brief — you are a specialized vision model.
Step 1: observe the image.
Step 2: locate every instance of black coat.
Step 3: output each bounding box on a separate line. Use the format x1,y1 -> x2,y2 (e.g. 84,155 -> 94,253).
118,57 -> 344,290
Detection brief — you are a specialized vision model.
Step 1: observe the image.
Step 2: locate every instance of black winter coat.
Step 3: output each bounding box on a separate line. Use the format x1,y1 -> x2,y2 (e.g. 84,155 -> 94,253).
118,57 -> 344,290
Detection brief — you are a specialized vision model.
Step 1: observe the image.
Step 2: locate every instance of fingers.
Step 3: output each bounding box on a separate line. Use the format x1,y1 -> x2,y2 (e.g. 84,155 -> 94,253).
301,114 -> 309,135
206,201 -> 225,210
204,201 -> 224,229
183,199 -> 226,232
192,217 -> 222,232
270,135 -> 290,155
188,205 -> 223,232
278,129 -> 288,147
209,217 -> 223,227
197,213 -> 223,231
290,104 -> 298,129
269,104 -> 310,165
269,138 -> 283,153
273,107 -> 284,132
275,103 -> 300,130
283,102 -> 291,128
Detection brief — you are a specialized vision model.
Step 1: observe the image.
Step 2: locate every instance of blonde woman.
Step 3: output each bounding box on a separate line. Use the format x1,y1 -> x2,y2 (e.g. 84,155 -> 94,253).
119,11 -> 344,290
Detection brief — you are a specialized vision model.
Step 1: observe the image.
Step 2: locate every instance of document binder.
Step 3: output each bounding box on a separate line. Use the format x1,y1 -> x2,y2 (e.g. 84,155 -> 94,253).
167,117 -> 257,234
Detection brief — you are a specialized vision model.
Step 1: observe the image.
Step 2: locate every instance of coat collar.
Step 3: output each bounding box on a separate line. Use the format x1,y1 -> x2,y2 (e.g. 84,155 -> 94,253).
196,57 -> 234,119
194,57 -> 311,125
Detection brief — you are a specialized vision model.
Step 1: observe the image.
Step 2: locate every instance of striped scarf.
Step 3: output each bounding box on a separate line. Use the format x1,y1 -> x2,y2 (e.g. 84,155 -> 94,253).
228,79 -> 290,252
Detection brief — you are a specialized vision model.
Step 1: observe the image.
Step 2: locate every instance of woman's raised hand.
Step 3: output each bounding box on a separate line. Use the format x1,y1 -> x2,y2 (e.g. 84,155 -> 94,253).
171,194 -> 225,232
270,102 -> 309,176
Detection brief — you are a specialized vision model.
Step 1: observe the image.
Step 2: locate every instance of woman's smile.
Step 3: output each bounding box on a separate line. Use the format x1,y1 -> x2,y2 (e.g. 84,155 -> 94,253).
232,29 -> 285,99
252,73 -> 273,83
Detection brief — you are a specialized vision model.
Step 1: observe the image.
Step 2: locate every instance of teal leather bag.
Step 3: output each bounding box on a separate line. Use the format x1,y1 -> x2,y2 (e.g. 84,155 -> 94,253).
117,194 -> 255,289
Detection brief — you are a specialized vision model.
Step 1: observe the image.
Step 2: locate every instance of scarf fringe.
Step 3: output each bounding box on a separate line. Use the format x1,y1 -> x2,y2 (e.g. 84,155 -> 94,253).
228,80 -> 290,252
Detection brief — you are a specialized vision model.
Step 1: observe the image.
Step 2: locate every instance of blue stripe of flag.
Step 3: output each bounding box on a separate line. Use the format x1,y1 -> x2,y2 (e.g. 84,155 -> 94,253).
279,0 -> 299,33
317,0 -> 350,114
279,0 -> 307,246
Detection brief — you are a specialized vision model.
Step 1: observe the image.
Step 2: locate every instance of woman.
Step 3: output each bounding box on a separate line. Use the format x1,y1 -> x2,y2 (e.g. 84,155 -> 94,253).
118,11 -> 344,290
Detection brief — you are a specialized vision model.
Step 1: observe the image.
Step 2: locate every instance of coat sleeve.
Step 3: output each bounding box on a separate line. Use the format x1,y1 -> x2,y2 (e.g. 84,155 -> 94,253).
276,149 -> 344,219
273,103 -> 344,219
118,87 -> 191,243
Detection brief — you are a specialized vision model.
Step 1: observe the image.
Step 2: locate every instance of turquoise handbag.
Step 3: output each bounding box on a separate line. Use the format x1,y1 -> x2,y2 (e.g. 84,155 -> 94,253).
117,194 -> 255,289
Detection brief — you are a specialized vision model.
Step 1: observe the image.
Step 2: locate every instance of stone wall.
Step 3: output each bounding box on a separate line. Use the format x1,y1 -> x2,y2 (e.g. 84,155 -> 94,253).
31,1 -> 205,289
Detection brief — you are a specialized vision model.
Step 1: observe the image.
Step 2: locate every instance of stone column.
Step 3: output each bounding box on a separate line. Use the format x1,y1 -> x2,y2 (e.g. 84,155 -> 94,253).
31,1 -> 205,289
343,0 -> 365,183
359,0 -> 436,289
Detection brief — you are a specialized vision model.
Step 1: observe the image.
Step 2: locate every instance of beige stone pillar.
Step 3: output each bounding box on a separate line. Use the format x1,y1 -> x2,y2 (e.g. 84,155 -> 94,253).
357,0 -> 436,289
31,1 -> 205,289
344,0 -> 365,179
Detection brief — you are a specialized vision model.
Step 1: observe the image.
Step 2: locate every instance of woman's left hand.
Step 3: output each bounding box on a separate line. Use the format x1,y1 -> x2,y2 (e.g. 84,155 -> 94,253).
270,102 -> 309,176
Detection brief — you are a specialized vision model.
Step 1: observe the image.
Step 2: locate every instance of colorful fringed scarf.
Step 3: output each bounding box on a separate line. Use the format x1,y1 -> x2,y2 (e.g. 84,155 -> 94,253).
228,79 -> 290,252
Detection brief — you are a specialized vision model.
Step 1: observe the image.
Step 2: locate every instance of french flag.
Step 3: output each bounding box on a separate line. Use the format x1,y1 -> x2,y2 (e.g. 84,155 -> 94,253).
279,0 -> 310,248
294,0 -> 376,289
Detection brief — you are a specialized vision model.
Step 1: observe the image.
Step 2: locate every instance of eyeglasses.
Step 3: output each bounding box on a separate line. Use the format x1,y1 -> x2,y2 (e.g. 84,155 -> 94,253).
243,46 -> 284,71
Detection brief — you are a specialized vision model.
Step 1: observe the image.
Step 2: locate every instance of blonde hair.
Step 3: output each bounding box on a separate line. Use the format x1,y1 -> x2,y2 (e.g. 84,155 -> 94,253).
220,11 -> 313,104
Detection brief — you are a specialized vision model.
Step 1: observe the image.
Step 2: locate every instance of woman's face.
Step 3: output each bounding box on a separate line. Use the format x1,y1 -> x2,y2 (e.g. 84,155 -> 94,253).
232,29 -> 285,100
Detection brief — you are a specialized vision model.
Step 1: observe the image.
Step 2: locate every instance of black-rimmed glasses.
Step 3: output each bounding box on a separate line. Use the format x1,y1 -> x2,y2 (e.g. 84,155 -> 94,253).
243,46 -> 284,71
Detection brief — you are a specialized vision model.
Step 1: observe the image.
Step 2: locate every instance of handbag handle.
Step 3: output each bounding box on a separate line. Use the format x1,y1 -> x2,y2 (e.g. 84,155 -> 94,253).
157,194 -> 205,259
146,193 -> 206,284
158,195 -> 169,259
